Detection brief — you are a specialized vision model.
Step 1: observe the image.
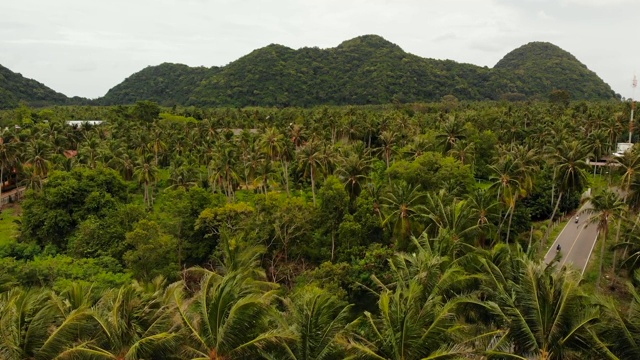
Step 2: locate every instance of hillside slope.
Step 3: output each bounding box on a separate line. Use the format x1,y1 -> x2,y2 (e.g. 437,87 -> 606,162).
493,41 -> 615,100
0,64 -> 70,109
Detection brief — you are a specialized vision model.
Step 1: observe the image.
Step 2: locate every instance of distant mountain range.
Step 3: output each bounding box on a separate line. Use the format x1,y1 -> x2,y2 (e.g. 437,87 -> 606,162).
0,35 -> 618,109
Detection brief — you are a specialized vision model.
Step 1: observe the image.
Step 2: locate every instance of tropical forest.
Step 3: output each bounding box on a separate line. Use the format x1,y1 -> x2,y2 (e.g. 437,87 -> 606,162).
0,36 -> 640,360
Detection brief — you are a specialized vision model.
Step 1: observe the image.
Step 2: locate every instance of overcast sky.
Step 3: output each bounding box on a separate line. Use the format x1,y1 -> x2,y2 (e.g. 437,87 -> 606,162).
1,0 -> 638,100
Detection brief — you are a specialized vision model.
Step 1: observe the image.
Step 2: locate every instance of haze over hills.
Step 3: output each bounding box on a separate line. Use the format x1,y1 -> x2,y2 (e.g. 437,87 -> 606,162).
0,35 -> 619,109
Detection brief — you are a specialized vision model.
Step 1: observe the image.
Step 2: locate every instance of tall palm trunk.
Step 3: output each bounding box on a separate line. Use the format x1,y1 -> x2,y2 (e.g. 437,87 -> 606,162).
143,181 -> 149,208
331,229 -> 335,262
597,229 -> 608,288
281,159 -> 290,196
310,164 -> 316,206
506,203 -> 515,244
544,191 -> 564,245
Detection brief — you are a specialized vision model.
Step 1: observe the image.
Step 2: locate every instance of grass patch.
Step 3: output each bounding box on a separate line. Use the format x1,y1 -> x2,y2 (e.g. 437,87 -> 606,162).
0,206 -> 20,245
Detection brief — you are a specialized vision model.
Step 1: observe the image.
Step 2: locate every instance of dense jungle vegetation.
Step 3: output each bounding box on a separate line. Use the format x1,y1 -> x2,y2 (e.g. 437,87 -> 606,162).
0,99 -> 639,359
0,35 -> 618,109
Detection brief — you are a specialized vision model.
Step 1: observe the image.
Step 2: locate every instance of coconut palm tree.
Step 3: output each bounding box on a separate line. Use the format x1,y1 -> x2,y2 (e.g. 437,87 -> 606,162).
0,288 -> 94,360
544,140 -> 591,241
61,282 -> 179,360
346,279 -> 469,360
586,129 -> 610,175
297,138 -> 323,206
24,138 -> 51,183
489,154 -> 523,244
467,189 -> 500,247
613,149 -> 640,202
174,269 -> 285,360
423,192 -> 478,259
265,286 -> 352,360
336,150 -> 372,202
378,130 -> 397,170
475,256 -> 610,359
381,181 -> 426,251
580,189 -> 627,287
597,284 -> 640,359
134,154 -> 158,209
436,115 -> 466,153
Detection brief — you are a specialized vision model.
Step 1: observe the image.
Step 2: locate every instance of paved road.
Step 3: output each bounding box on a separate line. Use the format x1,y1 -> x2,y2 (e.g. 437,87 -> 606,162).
543,204 -> 599,275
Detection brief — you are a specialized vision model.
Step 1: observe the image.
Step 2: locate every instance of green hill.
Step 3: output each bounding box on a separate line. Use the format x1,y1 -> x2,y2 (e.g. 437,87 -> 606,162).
100,63 -> 216,106
493,41 -> 615,100
1,36 -> 619,109
99,35 -> 617,107
0,64 -> 70,109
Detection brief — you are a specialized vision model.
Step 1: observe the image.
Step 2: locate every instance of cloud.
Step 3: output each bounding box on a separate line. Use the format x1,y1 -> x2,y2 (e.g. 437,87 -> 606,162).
561,0 -> 638,6
537,10 -> 553,20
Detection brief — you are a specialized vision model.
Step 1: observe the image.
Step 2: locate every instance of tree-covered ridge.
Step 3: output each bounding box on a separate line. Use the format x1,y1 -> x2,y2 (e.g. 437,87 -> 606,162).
100,35 -> 618,107
494,41 -> 616,100
0,64 -> 70,109
0,36 -> 619,109
100,63 -> 217,106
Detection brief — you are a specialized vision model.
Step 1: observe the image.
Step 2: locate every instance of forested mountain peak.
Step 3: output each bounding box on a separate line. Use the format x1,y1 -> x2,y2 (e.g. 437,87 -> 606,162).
492,40 -> 614,100
495,41 -> 582,70
100,62 -> 214,106
335,34 -> 404,52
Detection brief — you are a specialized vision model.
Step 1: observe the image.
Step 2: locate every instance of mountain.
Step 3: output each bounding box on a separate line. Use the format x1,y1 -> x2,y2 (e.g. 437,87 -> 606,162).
0,64 -> 71,109
98,35 -> 617,107
493,41 -> 615,100
1,36 -> 618,109
100,63 -> 217,106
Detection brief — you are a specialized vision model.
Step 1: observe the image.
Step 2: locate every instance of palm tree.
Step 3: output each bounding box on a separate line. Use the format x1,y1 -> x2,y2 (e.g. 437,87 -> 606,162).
423,192 -> 478,259
467,189 -> 500,247
346,279 -> 468,359
175,269 -> 285,360
149,124 -> 167,166
586,129 -> 609,175
436,115 -> 466,153
580,189 -> 627,287
448,139 -> 475,167
378,130 -> 397,170
0,288 -> 94,360
61,282 -> 178,360
297,138 -> 323,205
23,138 -> 51,190
475,256 -> 610,359
613,149 -> 640,202
489,154 -> 523,244
259,127 -> 284,163
381,181 -> 426,251
134,154 -> 158,209
544,140 -> 591,242
598,285 -> 640,359
336,151 -> 371,202
79,133 -> 102,169
266,287 -> 352,360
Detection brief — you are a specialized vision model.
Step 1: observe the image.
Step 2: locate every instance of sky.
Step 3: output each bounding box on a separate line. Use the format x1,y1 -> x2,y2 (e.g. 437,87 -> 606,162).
1,0 -> 639,100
